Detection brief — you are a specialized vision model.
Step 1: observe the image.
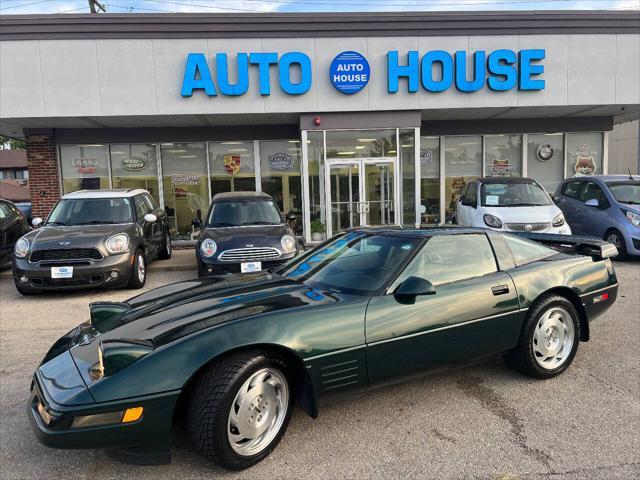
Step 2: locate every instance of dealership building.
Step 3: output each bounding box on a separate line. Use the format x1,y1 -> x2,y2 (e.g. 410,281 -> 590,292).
0,11 -> 638,243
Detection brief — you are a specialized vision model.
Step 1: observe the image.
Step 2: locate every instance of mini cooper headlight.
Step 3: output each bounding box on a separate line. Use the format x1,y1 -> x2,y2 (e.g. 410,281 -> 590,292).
14,238 -> 29,258
105,233 -> 129,255
623,209 -> 640,228
553,213 -> 566,227
483,214 -> 502,229
281,234 -> 296,253
200,238 -> 217,258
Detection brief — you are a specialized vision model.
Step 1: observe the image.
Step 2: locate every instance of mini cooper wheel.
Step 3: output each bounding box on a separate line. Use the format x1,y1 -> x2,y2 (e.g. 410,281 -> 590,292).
127,249 -> 147,289
187,351 -> 292,471
505,294 -> 580,379
158,229 -> 172,260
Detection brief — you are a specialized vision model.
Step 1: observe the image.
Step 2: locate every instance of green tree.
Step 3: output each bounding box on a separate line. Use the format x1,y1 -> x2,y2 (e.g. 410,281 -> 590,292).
0,136 -> 26,150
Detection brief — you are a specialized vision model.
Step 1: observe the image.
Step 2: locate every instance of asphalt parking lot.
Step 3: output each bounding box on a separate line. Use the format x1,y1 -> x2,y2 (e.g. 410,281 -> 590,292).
0,261 -> 638,480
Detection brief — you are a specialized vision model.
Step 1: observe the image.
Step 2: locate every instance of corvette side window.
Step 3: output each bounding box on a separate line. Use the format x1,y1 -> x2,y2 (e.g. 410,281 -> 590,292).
392,234 -> 497,288
503,234 -> 556,265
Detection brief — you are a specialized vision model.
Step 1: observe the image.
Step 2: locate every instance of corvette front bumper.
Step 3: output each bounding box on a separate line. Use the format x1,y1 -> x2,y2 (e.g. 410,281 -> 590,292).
28,362 -> 180,464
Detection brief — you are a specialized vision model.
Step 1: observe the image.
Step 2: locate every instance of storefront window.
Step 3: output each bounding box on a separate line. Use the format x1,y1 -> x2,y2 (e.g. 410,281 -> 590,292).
420,137 -> 440,225
109,144 -> 159,204
444,135 -> 482,223
566,132 -> 604,179
160,142 -> 209,240
208,141 -> 256,198
307,131 -> 326,241
400,129 -> 416,226
325,129 -> 397,159
484,134 -> 522,177
527,133 -> 565,194
59,145 -> 110,193
260,140 -> 302,235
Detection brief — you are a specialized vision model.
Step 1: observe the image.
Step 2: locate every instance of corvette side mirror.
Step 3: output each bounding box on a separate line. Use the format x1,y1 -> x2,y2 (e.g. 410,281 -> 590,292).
394,276 -> 436,303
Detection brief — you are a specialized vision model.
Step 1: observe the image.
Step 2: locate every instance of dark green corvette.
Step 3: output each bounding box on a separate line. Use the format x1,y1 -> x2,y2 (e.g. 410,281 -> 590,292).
28,228 -> 619,470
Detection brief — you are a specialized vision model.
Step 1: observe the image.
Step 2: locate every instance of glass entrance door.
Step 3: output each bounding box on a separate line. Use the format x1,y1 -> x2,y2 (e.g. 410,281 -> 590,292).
325,159 -> 398,237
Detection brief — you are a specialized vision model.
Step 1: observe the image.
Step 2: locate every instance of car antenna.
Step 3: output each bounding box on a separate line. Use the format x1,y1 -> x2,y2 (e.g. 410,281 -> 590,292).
628,168 -> 635,181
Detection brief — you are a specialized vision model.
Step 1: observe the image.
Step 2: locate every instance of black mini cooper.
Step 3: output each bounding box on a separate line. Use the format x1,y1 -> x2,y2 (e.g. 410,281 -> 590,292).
12,189 -> 171,294
194,192 -> 299,277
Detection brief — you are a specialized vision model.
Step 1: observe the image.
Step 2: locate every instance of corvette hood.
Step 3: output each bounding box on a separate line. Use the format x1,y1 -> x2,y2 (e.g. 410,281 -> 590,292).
64,274 -> 340,384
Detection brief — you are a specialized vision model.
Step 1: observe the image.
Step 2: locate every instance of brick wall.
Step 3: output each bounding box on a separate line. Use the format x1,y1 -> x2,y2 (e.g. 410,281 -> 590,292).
25,133 -> 60,219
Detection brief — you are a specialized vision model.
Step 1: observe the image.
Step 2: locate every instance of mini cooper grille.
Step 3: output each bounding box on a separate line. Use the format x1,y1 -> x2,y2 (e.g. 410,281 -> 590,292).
218,247 -> 280,262
505,222 -> 550,232
30,248 -> 103,262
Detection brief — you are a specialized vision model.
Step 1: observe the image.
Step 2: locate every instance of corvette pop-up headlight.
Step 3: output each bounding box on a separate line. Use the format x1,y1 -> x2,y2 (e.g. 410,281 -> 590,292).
89,339 -> 153,381
14,238 -> 29,258
200,238 -> 217,257
105,233 -> 129,255
281,234 -> 296,253
622,209 -> 640,228
553,213 -> 566,227
483,214 -> 502,229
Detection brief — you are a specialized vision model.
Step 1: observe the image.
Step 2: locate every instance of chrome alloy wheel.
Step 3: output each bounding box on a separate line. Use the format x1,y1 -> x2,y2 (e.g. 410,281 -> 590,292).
607,232 -> 623,251
227,367 -> 289,457
532,307 -> 575,370
137,253 -> 146,283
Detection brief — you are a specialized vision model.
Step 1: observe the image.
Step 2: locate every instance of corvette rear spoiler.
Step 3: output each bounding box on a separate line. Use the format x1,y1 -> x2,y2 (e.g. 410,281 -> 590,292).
513,232 -> 619,260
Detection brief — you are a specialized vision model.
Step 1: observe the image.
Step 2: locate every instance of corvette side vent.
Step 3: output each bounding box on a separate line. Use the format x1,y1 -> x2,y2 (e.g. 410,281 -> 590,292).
318,353 -> 367,392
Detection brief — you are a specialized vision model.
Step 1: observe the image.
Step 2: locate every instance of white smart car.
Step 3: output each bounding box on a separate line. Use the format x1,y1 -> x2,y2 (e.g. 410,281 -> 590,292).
455,177 -> 572,234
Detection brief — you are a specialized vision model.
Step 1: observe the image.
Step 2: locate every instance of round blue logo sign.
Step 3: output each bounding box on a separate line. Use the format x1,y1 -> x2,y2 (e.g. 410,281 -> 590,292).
329,51 -> 370,95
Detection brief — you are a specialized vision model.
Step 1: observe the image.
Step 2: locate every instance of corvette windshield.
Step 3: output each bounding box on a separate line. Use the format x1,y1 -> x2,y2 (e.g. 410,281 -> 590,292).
606,181 -> 640,204
481,182 -> 552,207
279,232 -> 420,295
46,198 -> 133,226
207,200 -> 283,227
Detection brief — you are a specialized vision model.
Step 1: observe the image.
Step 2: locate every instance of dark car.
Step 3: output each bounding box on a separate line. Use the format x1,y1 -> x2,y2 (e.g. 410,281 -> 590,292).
12,189 -> 172,294
194,191 -> 298,277
28,228 -> 617,470
554,174 -> 640,258
0,198 -> 31,265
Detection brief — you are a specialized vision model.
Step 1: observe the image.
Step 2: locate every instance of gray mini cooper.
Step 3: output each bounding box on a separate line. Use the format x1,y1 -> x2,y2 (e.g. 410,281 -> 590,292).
12,189 -> 172,295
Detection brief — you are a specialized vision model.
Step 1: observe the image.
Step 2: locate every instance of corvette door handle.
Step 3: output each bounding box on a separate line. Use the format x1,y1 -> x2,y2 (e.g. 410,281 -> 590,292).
491,285 -> 510,296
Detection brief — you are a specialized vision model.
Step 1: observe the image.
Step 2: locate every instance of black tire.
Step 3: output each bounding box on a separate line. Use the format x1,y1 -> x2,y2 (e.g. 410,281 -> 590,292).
605,229 -> 627,260
157,229 -> 172,260
187,351 -> 293,471
504,294 -> 581,379
126,249 -> 146,289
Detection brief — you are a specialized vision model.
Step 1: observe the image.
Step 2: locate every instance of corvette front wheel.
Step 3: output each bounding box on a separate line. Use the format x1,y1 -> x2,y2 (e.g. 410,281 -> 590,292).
187,351 -> 292,470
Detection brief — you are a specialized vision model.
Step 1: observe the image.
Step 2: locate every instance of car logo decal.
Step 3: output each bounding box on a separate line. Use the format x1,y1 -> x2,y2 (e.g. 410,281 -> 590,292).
524,224 -> 533,232
246,244 -> 254,247
59,241 -> 71,246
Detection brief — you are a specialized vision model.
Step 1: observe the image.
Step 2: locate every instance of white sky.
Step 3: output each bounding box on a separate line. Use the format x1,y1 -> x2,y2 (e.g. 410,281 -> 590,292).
0,0 -> 638,15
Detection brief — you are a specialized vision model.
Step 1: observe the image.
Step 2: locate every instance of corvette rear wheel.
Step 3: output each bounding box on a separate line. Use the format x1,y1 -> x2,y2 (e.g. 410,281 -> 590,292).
505,294 -> 580,379
187,351 -> 292,470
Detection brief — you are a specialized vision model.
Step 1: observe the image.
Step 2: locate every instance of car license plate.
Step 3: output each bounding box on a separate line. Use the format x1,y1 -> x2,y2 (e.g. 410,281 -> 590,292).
51,266 -> 73,279
241,261 -> 262,273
